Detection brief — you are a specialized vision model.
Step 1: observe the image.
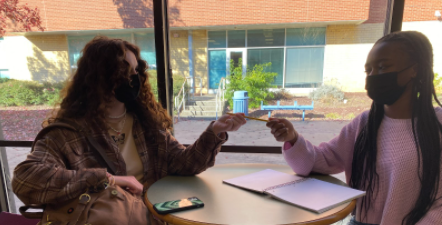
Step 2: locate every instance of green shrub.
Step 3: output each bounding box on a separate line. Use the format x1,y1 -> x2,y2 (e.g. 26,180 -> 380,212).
325,112 -> 341,120
434,73 -> 442,94
345,113 -> 356,120
309,84 -> 344,101
268,89 -> 293,100
225,59 -> 277,108
0,78 -> 62,106
148,70 -> 188,101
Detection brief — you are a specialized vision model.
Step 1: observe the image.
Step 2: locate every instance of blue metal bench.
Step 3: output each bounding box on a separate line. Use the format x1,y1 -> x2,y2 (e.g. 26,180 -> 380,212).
261,101 -> 314,121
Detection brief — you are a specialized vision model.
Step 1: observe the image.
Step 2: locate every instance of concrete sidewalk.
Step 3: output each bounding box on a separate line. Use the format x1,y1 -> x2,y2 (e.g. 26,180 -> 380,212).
174,119 -> 349,146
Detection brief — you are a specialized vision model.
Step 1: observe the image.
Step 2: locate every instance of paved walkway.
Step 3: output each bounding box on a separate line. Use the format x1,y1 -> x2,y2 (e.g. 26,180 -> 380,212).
2,120 -> 352,223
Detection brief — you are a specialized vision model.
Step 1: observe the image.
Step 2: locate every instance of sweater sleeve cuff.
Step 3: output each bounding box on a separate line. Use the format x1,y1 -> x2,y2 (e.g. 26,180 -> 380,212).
86,168 -> 108,191
281,134 -> 315,176
206,121 -> 229,144
283,141 -> 293,150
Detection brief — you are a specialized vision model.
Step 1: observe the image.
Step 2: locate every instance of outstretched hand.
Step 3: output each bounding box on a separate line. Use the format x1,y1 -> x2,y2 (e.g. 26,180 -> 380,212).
266,118 -> 298,144
212,113 -> 247,135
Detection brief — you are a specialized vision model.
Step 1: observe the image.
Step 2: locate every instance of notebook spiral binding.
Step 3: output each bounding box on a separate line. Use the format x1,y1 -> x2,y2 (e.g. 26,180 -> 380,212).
263,178 -> 311,192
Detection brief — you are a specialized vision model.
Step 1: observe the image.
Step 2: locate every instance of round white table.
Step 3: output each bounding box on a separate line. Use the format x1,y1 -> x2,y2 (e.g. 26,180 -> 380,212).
144,163 -> 355,225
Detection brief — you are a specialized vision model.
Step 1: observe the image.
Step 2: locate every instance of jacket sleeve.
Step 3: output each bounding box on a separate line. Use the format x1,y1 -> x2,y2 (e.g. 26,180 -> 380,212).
282,112 -> 367,177
165,121 -> 227,175
12,134 -> 108,205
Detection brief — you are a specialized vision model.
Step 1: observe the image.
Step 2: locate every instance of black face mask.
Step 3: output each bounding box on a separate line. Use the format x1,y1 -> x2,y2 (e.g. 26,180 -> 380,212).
114,74 -> 141,104
365,65 -> 414,105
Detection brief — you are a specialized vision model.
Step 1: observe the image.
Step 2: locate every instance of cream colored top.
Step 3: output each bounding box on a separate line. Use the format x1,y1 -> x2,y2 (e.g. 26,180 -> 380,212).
107,113 -> 144,182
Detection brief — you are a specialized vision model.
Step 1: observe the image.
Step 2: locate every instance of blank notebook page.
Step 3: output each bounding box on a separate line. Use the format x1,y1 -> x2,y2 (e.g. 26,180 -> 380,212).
266,178 -> 365,213
223,169 -> 304,192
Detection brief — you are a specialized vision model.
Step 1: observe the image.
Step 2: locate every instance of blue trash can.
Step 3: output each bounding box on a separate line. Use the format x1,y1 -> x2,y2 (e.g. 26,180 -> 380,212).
232,91 -> 249,116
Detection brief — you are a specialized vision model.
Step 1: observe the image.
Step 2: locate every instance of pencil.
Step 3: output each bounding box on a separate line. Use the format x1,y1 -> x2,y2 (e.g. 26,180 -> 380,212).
226,113 -> 269,122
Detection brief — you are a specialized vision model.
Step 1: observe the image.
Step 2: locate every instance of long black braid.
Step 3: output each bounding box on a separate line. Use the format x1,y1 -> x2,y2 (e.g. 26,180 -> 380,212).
349,31 -> 442,225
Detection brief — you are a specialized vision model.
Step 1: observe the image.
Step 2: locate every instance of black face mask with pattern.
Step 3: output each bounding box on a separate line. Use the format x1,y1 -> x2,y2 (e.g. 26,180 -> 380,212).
365,65 -> 414,105
114,74 -> 140,104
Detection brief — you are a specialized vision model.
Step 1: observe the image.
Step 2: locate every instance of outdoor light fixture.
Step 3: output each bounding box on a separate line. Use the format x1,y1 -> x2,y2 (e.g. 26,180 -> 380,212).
436,10 -> 442,21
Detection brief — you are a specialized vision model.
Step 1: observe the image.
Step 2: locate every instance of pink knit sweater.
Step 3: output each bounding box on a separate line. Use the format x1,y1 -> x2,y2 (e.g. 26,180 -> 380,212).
283,107 -> 442,224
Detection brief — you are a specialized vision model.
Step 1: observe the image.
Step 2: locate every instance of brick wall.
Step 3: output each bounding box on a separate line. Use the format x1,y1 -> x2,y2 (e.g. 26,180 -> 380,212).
13,0 -> 370,32
403,0 -> 442,22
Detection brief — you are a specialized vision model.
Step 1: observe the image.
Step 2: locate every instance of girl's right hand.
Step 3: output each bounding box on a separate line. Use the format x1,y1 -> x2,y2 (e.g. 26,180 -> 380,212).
266,118 -> 298,144
113,175 -> 143,195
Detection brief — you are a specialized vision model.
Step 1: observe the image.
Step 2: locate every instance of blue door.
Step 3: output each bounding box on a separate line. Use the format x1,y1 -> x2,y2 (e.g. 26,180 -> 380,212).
208,50 -> 226,89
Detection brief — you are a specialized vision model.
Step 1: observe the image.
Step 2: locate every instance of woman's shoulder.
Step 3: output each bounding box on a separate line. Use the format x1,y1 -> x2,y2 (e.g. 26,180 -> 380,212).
346,110 -> 370,130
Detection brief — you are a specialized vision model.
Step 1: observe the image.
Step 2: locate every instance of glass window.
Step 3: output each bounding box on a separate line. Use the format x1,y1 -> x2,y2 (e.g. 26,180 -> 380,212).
285,47 -> 324,87
134,32 -> 157,70
228,30 -> 246,48
67,35 -> 95,68
0,38 -> 9,78
286,27 -> 326,46
208,31 -> 227,48
247,29 -> 285,47
247,48 -> 284,87
208,50 -> 227,89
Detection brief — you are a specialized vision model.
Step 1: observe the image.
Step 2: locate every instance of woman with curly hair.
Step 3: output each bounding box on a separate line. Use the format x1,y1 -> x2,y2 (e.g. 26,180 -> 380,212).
12,36 -> 246,224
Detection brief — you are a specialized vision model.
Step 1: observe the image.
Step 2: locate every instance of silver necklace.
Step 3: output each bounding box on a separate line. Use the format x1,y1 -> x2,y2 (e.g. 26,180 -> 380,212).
108,108 -> 126,119
108,114 -> 126,135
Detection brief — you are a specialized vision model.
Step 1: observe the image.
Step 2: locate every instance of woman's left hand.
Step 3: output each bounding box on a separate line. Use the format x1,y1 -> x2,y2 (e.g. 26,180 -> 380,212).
212,113 -> 247,135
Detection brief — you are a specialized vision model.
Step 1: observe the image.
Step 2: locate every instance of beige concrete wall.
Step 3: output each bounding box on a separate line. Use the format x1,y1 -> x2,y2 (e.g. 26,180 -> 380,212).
170,30 -> 190,79
402,21 -> 442,78
323,23 -> 384,92
192,30 -> 209,94
0,35 -> 70,83
323,21 -> 442,92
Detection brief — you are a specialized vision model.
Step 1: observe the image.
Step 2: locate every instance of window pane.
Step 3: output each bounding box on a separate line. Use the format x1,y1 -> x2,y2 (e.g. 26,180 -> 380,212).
166,0 -> 389,163
134,32 -> 157,70
208,31 -> 227,48
285,47 -> 324,87
0,38 -> 9,79
286,27 -> 326,46
247,48 -> 284,87
0,0 -> 158,143
228,30 -> 245,48
0,147 -> 30,213
68,35 -> 95,68
247,29 -> 285,47
208,50 -> 227,89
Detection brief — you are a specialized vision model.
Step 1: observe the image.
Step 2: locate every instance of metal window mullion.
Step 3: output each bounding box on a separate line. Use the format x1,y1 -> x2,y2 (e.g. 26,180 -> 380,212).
153,0 -> 173,124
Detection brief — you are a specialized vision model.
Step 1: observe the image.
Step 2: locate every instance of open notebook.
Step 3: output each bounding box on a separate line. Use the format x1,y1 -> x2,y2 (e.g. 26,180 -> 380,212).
223,169 -> 365,213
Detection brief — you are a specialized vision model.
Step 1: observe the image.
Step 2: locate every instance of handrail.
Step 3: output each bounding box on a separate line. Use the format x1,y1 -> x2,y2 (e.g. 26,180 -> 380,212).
174,77 -> 203,121
215,77 -> 226,120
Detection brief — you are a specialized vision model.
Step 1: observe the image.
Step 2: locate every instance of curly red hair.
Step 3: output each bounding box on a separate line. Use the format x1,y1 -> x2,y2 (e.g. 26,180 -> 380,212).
45,36 -> 172,130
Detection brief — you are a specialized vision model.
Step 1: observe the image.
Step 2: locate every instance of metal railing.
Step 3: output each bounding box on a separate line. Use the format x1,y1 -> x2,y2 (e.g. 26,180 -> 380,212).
174,77 -> 202,121
215,77 -> 227,120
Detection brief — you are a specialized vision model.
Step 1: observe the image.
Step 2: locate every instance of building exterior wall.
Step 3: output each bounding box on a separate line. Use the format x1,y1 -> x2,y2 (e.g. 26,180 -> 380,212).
323,23 -> 384,92
13,0 -> 370,33
170,30 -> 190,78
323,21 -> 442,92
192,30 -> 209,94
402,21 -> 442,77
1,35 -> 70,83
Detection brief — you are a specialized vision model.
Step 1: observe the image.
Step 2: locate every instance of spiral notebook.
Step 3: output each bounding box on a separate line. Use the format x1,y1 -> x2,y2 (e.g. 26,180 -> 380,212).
223,169 -> 365,213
